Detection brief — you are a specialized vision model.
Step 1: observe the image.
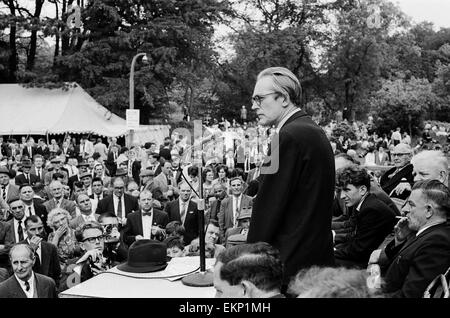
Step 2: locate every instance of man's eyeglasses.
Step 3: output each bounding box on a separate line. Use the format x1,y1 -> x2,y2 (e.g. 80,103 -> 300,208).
114,186 -> 124,190
10,206 -> 24,210
392,153 -> 410,157
83,235 -> 105,243
251,92 -> 279,106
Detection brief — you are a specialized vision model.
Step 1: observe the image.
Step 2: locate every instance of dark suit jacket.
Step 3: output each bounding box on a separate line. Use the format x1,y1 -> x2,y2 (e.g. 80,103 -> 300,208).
68,174 -> 80,191
15,173 -> 40,187
20,240 -> 61,285
22,146 -> 37,160
384,223 -> 450,298
334,194 -> 396,266
36,146 -> 50,160
164,199 -> 199,245
0,272 -> 57,298
95,194 -> 139,218
0,268 -> 9,283
122,209 -> 169,245
247,110 -> 336,285
380,164 -> 414,200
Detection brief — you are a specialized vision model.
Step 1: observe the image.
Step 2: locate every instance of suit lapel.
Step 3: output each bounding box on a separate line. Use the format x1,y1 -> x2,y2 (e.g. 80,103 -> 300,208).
12,275 -> 27,298
40,243 -> 50,275
136,212 -> 143,235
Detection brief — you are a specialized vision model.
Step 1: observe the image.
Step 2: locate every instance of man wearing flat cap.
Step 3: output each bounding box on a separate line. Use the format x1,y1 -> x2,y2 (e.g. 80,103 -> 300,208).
15,160 -> 39,187
44,157 -> 68,186
68,161 -> 89,191
224,207 -> 252,246
380,143 -> 414,201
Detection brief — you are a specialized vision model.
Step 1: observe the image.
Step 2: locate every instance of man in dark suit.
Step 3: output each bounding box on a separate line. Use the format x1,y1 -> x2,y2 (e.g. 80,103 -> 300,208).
334,166 -> 396,267
22,138 -> 37,160
36,138 -> 50,161
206,183 -> 228,224
0,244 -> 57,298
18,184 -> 50,235
380,143 -> 414,201
96,177 -> 139,219
30,155 -> 46,184
15,160 -> 39,187
21,215 -> 60,286
159,138 -> 172,161
105,144 -> 120,177
123,190 -> 169,245
382,180 -> 450,298
68,161 -> 89,190
164,182 -> 199,245
247,67 -> 336,288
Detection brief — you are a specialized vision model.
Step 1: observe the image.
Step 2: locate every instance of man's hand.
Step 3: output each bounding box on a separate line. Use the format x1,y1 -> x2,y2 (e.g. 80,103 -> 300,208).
394,217 -> 412,245
135,235 -> 144,241
368,249 -> 382,265
29,236 -> 42,251
393,182 -> 411,195
151,226 -> 165,236
77,249 -> 103,263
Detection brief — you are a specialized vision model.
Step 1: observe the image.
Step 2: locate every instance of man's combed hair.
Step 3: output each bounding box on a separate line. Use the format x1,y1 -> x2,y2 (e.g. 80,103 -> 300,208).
288,266 -> 383,298
336,165 -> 371,191
412,179 -> 450,218
216,242 -> 282,293
257,67 -> 302,106
75,221 -> 104,242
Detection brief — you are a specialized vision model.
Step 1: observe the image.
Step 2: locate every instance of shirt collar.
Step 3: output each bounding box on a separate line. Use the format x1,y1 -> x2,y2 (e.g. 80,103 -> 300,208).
275,108 -> 301,133
15,271 -> 34,290
356,193 -> 369,212
416,221 -> 446,237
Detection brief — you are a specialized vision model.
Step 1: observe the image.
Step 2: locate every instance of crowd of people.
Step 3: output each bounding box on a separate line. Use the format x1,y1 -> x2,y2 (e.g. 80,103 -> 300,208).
0,67 -> 449,299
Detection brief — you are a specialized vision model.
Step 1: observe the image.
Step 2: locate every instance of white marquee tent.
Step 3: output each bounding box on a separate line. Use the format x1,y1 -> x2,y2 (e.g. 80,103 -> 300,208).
0,83 -> 169,144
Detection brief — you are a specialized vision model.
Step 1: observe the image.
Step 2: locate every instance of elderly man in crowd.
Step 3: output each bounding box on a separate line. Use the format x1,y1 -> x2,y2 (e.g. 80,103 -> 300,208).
213,242 -> 284,298
0,244 -> 57,298
18,184 -> 49,233
44,181 -> 76,218
382,180 -> 450,298
95,177 -> 139,219
380,143 -> 414,201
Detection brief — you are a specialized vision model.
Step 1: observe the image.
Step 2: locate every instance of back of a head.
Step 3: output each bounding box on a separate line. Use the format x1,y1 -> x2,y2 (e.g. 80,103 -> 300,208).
216,242 -> 282,294
288,266 -> 382,298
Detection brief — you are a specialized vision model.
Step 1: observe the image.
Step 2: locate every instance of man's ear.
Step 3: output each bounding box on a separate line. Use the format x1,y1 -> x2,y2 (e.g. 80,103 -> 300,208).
241,280 -> 256,298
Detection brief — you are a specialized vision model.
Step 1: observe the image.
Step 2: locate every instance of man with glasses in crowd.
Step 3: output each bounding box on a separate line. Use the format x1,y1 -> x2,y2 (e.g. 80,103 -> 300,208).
380,143 -> 414,201
247,67 -> 335,291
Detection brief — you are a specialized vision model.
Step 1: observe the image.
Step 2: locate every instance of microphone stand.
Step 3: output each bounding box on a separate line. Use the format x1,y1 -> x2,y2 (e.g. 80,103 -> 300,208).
181,121 -> 213,287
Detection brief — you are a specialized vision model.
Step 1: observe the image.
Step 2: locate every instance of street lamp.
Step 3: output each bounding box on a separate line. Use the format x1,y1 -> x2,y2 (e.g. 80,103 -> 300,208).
129,52 -> 148,146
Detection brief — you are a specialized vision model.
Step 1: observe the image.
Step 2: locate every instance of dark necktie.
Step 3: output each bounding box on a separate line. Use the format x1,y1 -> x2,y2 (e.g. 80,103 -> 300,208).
24,281 -> 30,292
1,185 -> 6,201
18,220 -> 24,241
25,174 -> 29,183
34,251 -> 41,271
28,207 -> 32,217
97,194 -> 101,201
37,169 -> 41,180
117,197 -> 122,218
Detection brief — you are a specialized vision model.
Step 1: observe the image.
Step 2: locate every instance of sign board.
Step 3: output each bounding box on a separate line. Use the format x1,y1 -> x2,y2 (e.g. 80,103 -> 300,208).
126,109 -> 140,130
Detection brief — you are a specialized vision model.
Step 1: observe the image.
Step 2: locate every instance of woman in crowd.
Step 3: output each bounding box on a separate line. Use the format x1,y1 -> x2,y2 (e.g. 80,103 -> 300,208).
202,167 -> 215,198
47,208 -> 83,267
212,164 -> 229,192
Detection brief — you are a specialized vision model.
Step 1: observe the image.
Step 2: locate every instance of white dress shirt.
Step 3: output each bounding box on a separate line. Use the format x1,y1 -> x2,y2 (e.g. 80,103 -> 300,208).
24,204 -> 35,218
232,194 -> 242,227
15,272 -> 35,298
142,209 -> 154,239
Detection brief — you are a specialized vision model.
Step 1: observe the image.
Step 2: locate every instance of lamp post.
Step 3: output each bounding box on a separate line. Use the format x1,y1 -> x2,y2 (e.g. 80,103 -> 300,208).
129,52 -> 147,147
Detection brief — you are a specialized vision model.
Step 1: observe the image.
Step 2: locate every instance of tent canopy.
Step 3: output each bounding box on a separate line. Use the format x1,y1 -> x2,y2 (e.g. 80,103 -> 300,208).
0,83 -> 168,139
